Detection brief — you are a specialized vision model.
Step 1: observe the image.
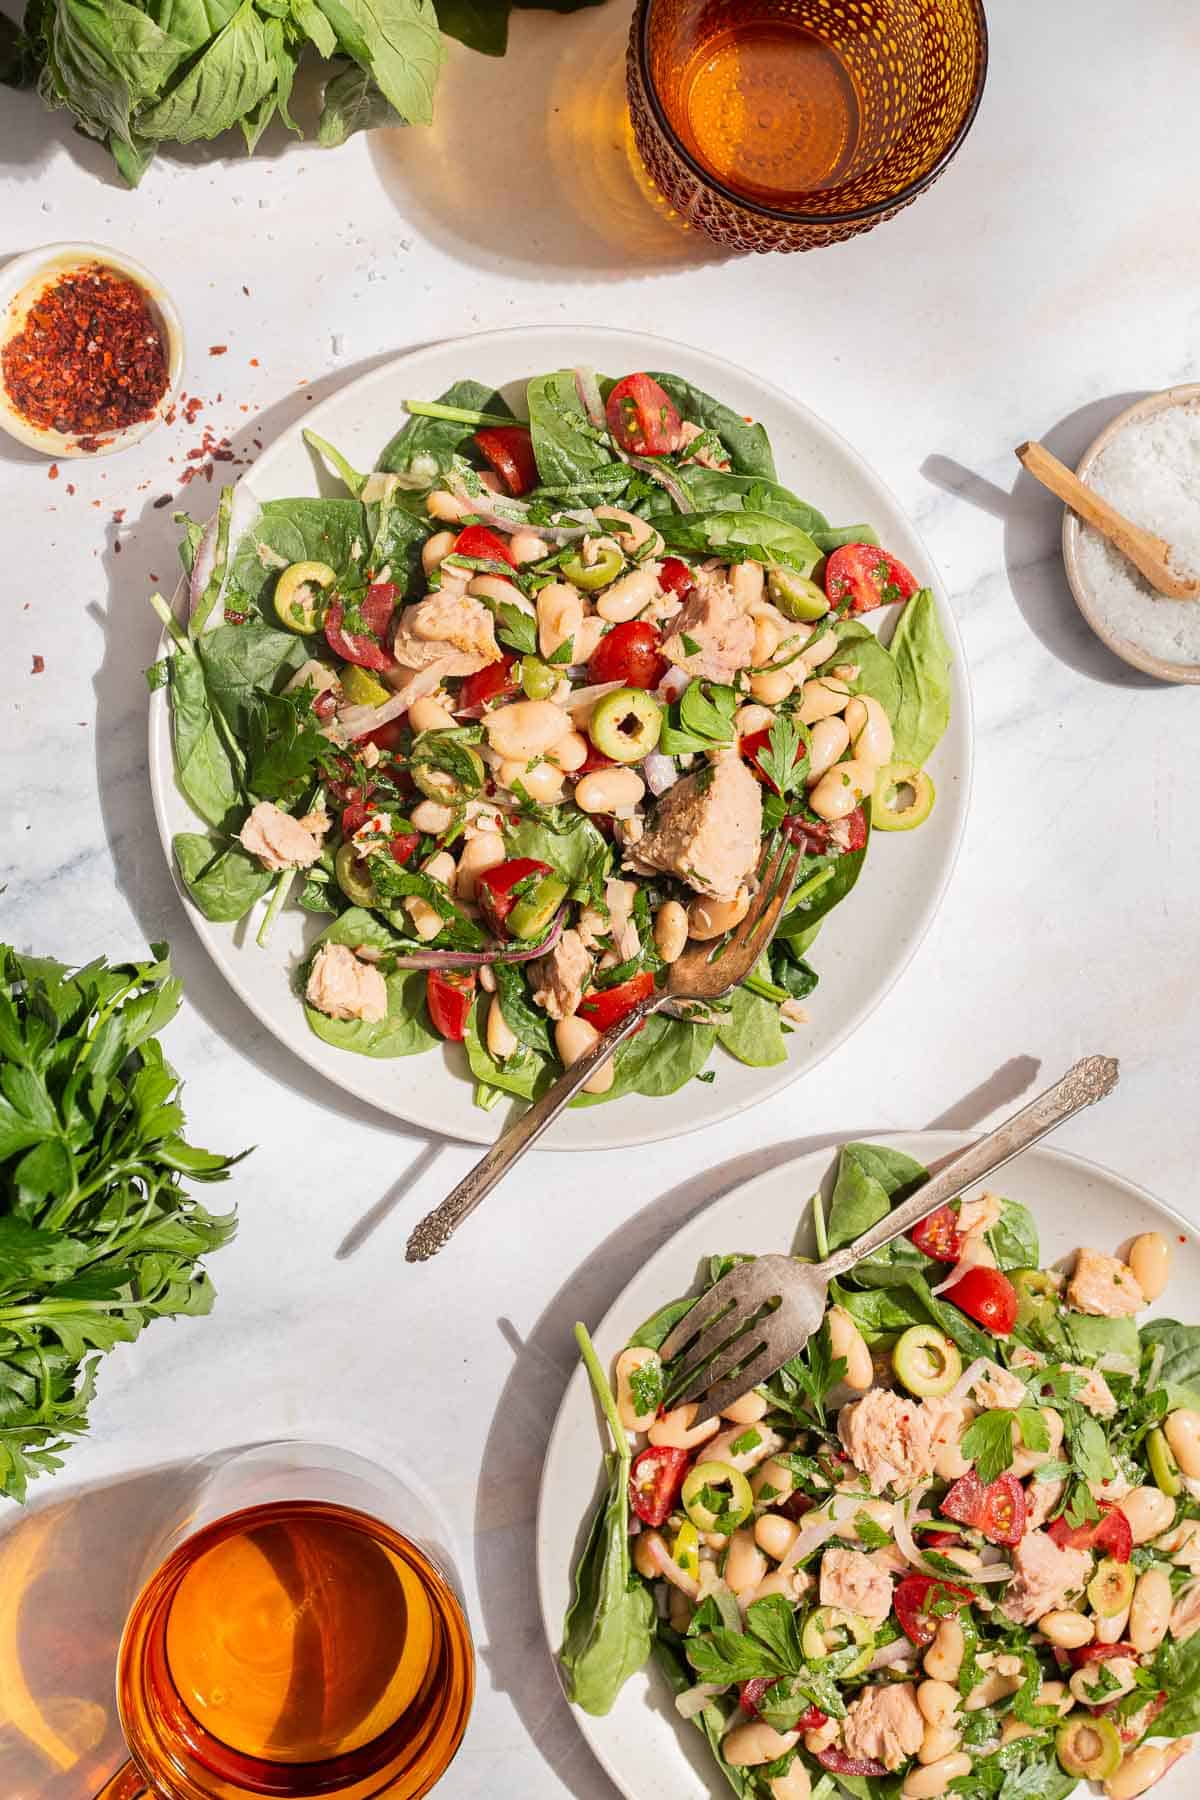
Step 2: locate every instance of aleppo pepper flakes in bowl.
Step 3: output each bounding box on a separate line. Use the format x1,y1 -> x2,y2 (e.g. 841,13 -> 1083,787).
0,241 -> 183,457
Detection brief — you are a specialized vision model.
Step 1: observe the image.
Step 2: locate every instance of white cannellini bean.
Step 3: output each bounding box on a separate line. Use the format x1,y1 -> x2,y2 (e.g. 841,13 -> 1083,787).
800,630 -> 840,670
804,1717 -> 839,1753
845,693 -> 894,767
426,489 -> 473,522
735,703 -> 775,737
749,668 -> 795,705
722,1721 -> 799,1768
826,1304 -> 874,1389
1127,1232 -> 1170,1301
1070,1657 -> 1137,1706
806,715 -> 851,780
596,505 -> 658,552
921,1724 -> 963,1763
572,615 -> 607,663
798,676 -> 851,724
420,529 -> 457,575
537,582 -> 584,657
520,760 -> 567,804
478,964 -> 496,993
405,896 -> 443,941
455,832 -> 506,901
410,798 -> 455,834
574,767 -> 646,815
1096,1602 -> 1132,1645
1166,1410 -> 1200,1480
808,758 -> 874,822
902,1753 -> 971,1798
1038,1609 -> 1094,1649
754,1513 -> 800,1561
486,996 -> 518,1062
484,699 -> 573,760
615,1345 -> 661,1432
648,1402 -> 721,1450
654,900 -> 689,963
409,696 -> 458,732
768,1762 -> 811,1800
705,1422 -> 783,1473
509,530 -> 550,564
688,891 -> 750,940
731,561 -> 765,608
721,1390 -> 768,1426
1012,1407 -> 1064,1477
423,850 -> 456,889
751,612 -> 781,664
917,1680 -> 961,1729
923,1617 -> 964,1683
1105,1742 -> 1180,1799
1129,1567 -> 1172,1653
554,1016 -> 613,1095
548,730 -> 589,773
752,1457 -> 795,1505
597,566 -> 660,623
1119,1486 -> 1177,1544
632,1529 -> 666,1580
469,573 -> 533,617
724,1528 -> 768,1598
751,1569 -> 806,1605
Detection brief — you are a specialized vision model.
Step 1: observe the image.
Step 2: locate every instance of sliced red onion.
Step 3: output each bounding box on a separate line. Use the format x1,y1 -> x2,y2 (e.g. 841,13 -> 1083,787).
389,908 -> 565,970
646,1533 -> 700,1600
931,1238 -> 998,1296
626,451 -> 693,513
331,666 -> 445,742
948,1357 -> 1003,1402
643,749 -> 678,796
188,512 -> 218,616
892,1487 -> 1013,1582
564,679 -> 625,719
573,366 -> 607,432
779,1495 -> 862,1571
188,485 -> 259,628
657,667 -> 691,704
869,1638 -> 917,1672
675,1682 -> 724,1721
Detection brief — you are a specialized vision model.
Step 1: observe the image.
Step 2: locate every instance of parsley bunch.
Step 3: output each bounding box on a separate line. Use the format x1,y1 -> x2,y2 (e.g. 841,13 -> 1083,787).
0,944 -> 244,1500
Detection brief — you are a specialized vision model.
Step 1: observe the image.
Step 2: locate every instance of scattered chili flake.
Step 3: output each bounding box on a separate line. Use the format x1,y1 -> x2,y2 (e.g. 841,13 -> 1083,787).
112,508 -> 125,523
48,463 -> 59,480
66,483 -> 76,495
114,540 -> 122,553
249,357 -> 259,367
31,655 -> 44,674
2,263 -> 168,438
242,285 -> 250,296
183,396 -> 203,425
153,493 -> 172,509
209,345 -> 228,356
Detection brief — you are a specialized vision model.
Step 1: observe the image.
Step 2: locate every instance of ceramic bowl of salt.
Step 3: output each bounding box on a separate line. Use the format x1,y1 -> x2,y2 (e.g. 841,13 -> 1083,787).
1063,383 -> 1200,684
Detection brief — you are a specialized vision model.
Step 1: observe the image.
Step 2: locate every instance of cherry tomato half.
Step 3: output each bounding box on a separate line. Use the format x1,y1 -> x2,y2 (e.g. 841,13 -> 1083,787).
324,582 -> 398,672
659,556 -> 694,598
739,1679 -> 826,1727
942,1265 -> 1018,1336
476,858 -> 552,935
389,832 -> 419,866
1069,1641 -> 1137,1668
1048,1501 -> 1132,1563
473,426 -> 538,497
629,1444 -> 689,1526
341,800 -> 370,838
361,717 -> 407,755
578,971 -> 656,1034
910,1205 -> 965,1262
426,969 -> 475,1042
453,524 -> 518,569
587,620 -> 667,689
893,1574 -> 974,1646
940,1470 -> 1026,1546
783,805 -> 867,856
740,726 -> 806,797
605,373 -> 682,456
825,544 -> 919,615
457,653 -> 519,716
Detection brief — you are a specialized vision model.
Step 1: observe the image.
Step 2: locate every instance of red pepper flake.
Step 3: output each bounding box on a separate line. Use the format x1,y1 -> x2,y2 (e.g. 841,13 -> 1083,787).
153,493 -> 172,509
209,345 -> 228,356
114,540 -> 122,553
112,508 -> 125,523
249,357 -> 259,367
48,463 -> 59,480
31,655 -> 44,674
242,285 -> 250,296
2,263 -> 168,438
183,396 -> 203,425
66,482 -> 76,495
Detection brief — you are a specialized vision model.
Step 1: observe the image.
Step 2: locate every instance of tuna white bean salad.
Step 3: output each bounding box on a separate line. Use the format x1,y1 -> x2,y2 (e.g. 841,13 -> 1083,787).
155,367 -> 950,1111
561,1144 -> 1200,1799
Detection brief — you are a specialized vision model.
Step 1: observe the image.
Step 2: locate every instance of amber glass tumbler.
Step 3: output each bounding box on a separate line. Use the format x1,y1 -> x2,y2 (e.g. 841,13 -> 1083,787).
628,0 -> 988,252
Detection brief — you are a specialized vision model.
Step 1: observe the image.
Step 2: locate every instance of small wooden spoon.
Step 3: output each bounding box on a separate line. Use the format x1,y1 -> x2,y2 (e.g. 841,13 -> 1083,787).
1016,438 -> 1200,600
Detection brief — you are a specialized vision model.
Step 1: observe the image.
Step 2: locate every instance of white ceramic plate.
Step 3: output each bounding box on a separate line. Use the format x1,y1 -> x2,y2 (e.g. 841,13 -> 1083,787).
148,327 -> 972,1148
536,1131 -> 1199,1800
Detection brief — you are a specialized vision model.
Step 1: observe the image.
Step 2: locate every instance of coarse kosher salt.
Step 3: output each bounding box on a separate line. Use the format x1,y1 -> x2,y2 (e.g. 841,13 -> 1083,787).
1074,400 -> 1200,667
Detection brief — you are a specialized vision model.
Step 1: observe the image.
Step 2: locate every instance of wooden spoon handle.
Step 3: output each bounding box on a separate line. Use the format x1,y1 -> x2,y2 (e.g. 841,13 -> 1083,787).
1015,439 -> 1194,599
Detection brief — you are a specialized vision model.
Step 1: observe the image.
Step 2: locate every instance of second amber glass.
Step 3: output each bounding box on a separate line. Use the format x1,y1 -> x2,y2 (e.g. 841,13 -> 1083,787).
628,0 -> 989,252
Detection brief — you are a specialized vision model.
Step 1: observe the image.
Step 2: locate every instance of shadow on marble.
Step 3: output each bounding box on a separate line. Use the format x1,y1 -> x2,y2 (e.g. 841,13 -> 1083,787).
85,347 -> 447,1148
470,1052 -> 1040,1796
369,7 -> 728,283
923,391 -> 1163,688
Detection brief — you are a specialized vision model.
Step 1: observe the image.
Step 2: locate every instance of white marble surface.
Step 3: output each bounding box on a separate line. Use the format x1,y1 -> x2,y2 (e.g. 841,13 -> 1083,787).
1,1 -> 1199,1794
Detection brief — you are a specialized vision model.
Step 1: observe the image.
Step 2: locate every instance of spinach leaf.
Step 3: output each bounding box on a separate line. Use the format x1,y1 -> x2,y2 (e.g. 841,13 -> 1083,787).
303,910 -> 437,1059
628,1294 -> 696,1351
502,815 -> 610,897
652,1624 -> 752,1797
714,987 -> 786,1068
851,1262 -> 997,1365
889,586 -> 952,765
659,510 -> 820,577
168,647 -> 242,830
988,1199 -> 1040,1272
246,689 -> 332,802
571,1013 -> 716,1106
1141,1320 -> 1200,1409
826,1142 -> 928,1250
777,833 -> 869,939
463,997 -> 550,1102
526,369 -> 614,487
226,498 -> 368,619
811,522 -> 880,555
834,619 -> 902,722
560,1323 -> 655,1714
1151,1630 -> 1200,1735
644,467 -> 827,536
195,620 -> 307,738
1061,1314 -> 1139,1374
173,832 -> 273,922
379,379 -> 514,480
647,372 -> 776,477
493,961 -> 553,1058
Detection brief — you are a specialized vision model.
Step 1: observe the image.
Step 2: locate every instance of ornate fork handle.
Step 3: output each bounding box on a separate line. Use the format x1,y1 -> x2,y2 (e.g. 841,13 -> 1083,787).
405,992 -> 663,1262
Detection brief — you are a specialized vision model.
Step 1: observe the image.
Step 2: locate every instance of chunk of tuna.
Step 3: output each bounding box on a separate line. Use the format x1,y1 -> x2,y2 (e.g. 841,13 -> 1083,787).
1001,1529 -> 1091,1625
838,1390 -> 937,1495
819,1547 -> 893,1625
305,942 -> 388,1024
530,929 -> 591,1021
1067,1364 -> 1118,1416
630,753 -> 762,900
661,571 -> 755,684
392,593 -> 500,675
840,1682 -> 923,1771
969,1361 -> 1028,1411
958,1191 -> 1004,1237
1067,1246 -> 1144,1317
238,800 -> 323,873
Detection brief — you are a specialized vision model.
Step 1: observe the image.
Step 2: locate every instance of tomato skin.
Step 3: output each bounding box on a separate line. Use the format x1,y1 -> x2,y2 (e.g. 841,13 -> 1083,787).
453,524 -> 518,569
843,805 -> 868,852
941,1471 -> 1027,1546
426,969 -> 475,1042
782,806 -> 867,856
389,833 -> 419,866
341,800 -> 371,838
476,857 -> 552,934
911,1205 -> 965,1262
579,971 -> 656,1033
362,717 -> 407,754
816,1748 -> 887,1778
659,556 -> 694,598
629,1444 -> 689,1526
893,1574 -> 974,1646
587,620 -> 667,689
324,583 -> 398,672
1069,1642 -> 1137,1668
825,544 -> 919,615
740,726 -> 806,796
457,653 -> 519,715
473,426 -> 538,497
942,1265 -> 1018,1336
579,742 -> 616,775
605,373 -> 682,456
1048,1502 -> 1132,1563
921,1530 -> 962,1549
739,1679 -> 826,1727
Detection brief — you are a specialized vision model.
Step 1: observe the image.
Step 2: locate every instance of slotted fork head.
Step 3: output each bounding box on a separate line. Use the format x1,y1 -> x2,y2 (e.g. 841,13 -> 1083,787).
659,1253 -> 828,1425
663,832 -> 805,1007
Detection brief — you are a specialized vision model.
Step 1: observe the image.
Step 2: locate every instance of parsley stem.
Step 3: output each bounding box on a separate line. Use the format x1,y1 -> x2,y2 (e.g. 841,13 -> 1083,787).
402,399 -> 520,429
257,868 -> 295,947
147,590 -> 190,652
785,867 -> 836,912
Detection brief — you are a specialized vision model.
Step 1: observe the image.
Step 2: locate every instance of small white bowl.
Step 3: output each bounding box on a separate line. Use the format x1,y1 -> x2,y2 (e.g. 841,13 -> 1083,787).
1062,383 -> 1200,685
0,241 -> 184,459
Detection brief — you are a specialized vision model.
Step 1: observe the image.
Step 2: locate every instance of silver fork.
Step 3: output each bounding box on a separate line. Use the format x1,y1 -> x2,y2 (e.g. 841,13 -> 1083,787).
659,1054 -> 1121,1422
406,832 -> 807,1262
